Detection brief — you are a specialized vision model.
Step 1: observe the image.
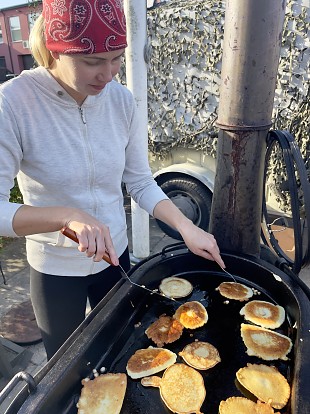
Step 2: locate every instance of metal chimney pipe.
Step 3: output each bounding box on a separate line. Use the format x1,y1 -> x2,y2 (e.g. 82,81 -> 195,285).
209,0 -> 286,257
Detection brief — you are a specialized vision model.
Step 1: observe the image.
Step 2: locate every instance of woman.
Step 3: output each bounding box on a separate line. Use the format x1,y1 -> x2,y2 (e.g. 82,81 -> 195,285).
0,0 -> 224,359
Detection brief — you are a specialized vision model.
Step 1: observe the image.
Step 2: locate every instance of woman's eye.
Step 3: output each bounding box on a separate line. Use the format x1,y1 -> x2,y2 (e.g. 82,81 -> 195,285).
113,55 -> 124,62
84,60 -> 100,66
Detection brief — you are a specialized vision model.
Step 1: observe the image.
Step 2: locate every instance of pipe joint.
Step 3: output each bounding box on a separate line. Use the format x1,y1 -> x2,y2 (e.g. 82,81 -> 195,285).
216,122 -> 272,132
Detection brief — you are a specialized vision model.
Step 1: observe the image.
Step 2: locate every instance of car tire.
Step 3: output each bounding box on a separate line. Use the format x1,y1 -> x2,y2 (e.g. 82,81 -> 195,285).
156,177 -> 212,240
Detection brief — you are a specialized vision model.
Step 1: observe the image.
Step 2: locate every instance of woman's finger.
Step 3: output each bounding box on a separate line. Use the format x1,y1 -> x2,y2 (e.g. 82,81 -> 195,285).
103,234 -> 119,266
212,252 -> 226,269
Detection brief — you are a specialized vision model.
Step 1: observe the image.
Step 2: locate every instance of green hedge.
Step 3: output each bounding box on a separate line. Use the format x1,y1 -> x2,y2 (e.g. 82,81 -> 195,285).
10,179 -> 23,204
0,180 -> 23,249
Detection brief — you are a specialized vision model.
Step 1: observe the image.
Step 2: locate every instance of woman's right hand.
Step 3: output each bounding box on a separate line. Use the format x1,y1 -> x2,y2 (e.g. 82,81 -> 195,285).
12,205 -> 119,265
64,213 -> 119,265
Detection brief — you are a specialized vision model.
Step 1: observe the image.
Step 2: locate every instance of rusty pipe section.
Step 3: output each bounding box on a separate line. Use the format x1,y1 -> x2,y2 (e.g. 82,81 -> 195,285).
209,0 -> 286,256
216,0 -> 286,131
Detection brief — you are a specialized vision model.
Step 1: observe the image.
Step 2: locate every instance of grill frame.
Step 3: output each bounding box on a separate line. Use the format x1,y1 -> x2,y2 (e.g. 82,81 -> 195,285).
5,247 -> 310,414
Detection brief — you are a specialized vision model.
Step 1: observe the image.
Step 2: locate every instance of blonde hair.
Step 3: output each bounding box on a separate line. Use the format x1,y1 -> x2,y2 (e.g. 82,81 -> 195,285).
29,14 -> 54,68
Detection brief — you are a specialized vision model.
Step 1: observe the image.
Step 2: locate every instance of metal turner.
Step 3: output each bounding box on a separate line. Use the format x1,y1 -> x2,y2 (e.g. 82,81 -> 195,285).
216,262 -> 237,282
60,227 -> 178,302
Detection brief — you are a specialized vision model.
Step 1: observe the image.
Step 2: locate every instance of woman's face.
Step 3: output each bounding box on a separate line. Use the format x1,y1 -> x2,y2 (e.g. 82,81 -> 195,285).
50,49 -> 125,105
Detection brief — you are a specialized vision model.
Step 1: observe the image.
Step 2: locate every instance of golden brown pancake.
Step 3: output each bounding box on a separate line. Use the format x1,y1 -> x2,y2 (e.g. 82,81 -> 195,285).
179,341 -> 221,370
217,281 -> 253,301
240,300 -> 285,329
159,276 -> 193,298
77,373 -> 127,414
126,346 -> 177,379
141,363 -> 205,414
145,314 -> 183,347
241,323 -> 292,360
236,363 -> 290,409
173,301 -> 208,329
219,396 -> 277,413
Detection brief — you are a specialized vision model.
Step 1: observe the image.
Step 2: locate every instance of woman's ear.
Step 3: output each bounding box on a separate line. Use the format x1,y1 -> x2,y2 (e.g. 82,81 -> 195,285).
50,51 -> 60,60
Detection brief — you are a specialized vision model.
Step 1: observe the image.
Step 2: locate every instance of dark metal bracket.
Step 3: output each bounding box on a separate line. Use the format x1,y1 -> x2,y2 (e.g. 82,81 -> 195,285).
261,130 -> 310,274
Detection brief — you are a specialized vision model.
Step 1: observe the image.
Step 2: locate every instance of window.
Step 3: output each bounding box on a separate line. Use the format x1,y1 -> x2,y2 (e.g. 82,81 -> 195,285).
22,54 -> 35,70
28,12 -> 40,32
9,16 -> 22,42
0,57 -> 7,83
0,24 -> 3,44
0,57 -> 5,69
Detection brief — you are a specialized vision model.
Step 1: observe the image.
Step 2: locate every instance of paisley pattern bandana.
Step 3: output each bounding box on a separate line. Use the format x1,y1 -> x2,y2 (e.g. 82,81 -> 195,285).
43,0 -> 127,54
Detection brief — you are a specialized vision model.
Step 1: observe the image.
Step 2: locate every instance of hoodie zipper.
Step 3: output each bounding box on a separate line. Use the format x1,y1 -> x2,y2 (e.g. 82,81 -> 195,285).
79,106 -> 86,124
78,105 -> 97,273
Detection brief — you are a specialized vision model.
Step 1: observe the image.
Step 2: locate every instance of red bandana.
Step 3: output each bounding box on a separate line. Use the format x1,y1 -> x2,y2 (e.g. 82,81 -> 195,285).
43,0 -> 127,54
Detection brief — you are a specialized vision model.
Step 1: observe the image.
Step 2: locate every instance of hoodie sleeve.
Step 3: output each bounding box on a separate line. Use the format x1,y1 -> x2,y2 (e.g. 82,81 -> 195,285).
0,88 -> 24,237
122,93 -> 168,216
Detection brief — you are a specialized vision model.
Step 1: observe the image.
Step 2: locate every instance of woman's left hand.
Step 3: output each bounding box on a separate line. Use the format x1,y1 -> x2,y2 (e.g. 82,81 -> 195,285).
179,219 -> 225,269
153,199 -> 225,267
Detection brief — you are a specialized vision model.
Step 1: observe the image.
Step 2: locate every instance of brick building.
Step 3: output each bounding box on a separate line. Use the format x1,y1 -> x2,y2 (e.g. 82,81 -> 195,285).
0,0 -> 160,83
0,1 -> 42,82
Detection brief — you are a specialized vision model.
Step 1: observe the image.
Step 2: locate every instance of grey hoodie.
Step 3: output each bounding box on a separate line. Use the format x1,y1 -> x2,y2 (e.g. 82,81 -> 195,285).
0,67 -> 167,276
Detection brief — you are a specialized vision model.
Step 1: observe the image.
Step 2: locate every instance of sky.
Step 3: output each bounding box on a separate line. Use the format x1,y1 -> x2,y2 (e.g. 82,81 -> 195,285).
1,0 -> 167,9
0,0 -> 30,8
0,0 -> 163,8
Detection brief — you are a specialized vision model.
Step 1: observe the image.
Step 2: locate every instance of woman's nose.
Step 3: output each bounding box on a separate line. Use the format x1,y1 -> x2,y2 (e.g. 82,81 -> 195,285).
97,66 -> 113,83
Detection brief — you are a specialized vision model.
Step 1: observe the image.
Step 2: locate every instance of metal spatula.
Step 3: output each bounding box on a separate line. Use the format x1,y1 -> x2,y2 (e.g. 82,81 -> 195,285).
216,261 -> 237,282
60,227 -> 178,302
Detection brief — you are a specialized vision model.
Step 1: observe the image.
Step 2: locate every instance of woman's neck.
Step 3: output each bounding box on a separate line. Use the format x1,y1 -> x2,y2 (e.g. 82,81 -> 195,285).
47,67 -> 87,106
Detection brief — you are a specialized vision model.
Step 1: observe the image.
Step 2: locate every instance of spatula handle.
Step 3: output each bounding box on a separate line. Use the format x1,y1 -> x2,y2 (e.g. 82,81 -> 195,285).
60,227 -> 113,265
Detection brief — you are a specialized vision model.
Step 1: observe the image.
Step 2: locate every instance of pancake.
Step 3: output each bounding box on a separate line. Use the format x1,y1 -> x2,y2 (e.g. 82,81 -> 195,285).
179,341 -> 221,370
240,300 -> 285,329
241,323 -> 292,360
217,282 -> 253,301
159,276 -> 193,298
141,363 -> 205,414
173,301 -> 208,329
219,397 -> 277,413
126,346 -> 177,379
77,373 -> 127,414
145,314 -> 183,347
236,363 -> 290,409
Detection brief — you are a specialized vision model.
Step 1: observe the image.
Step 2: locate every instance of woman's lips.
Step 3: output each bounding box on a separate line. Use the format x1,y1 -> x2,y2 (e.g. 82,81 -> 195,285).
90,84 -> 105,91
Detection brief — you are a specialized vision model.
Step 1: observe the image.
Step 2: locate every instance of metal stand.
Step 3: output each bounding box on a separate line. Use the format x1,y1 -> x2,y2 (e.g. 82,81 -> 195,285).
0,337 -> 32,380
0,261 -> 33,381
0,341 -> 13,379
